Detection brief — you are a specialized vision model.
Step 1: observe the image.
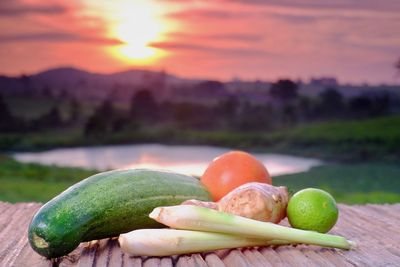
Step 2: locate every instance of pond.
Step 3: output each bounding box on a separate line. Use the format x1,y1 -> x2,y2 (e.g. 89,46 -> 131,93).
12,144 -> 322,176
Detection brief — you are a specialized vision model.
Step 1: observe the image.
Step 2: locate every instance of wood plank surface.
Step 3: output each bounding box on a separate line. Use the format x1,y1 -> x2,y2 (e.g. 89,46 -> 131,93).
0,202 -> 399,267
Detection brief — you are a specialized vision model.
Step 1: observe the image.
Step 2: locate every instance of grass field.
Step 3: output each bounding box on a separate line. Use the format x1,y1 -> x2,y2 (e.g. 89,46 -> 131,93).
0,156 -> 398,204
2,116 -> 399,161
274,162 -> 400,204
270,115 -> 400,161
4,95 -> 97,120
0,156 -> 96,202
1,115 -> 399,203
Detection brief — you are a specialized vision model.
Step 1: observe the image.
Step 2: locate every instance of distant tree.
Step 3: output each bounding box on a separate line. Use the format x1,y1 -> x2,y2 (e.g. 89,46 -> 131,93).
217,96 -> 239,128
372,92 -> 390,116
130,89 -> 159,122
18,74 -> 34,96
0,94 -> 12,121
68,97 -> 81,123
57,89 -> 69,100
0,93 -> 14,131
270,79 -> 298,102
41,85 -> 54,98
366,91 -> 391,116
84,116 -> 103,136
98,99 -> 115,118
19,74 -> 31,88
220,96 -> 238,116
295,96 -> 311,121
84,100 -> 116,136
46,106 -> 63,126
348,92 -> 391,118
318,88 -> 344,118
281,104 -> 297,126
33,106 -> 63,129
348,95 -> 372,117
173,103 -> 195,128
171,102 -> 212,129
111,115 -> 130,132
195,81 -> 226,97
235,103 -> 273,131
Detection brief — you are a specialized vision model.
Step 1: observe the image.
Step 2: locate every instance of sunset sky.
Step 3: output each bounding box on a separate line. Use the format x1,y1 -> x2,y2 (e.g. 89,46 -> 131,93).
0,0 -> 399,84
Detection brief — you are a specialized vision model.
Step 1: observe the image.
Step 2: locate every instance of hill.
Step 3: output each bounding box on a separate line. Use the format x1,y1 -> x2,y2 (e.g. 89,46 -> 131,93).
0,67 -> 187,104
1,67 -> 399,106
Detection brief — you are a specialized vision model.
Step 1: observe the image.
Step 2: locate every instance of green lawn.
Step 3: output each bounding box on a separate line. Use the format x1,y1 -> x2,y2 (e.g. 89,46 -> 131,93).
2,116 -> 400,162
274,162 -> 400,204
0,156 -> 96,202
0,156 -> 398,204
270,115 -> 400,161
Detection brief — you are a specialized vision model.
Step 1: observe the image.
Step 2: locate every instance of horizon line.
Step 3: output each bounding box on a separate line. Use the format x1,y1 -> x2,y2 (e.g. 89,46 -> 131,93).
1,65 -> 399,87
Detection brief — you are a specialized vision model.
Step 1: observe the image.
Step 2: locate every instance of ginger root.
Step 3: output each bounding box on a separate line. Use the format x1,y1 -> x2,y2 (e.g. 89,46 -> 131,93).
182,182 -> 288,224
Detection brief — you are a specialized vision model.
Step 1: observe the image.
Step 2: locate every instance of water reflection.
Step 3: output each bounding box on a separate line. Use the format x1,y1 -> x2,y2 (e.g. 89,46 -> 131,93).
12,144 -> 322,176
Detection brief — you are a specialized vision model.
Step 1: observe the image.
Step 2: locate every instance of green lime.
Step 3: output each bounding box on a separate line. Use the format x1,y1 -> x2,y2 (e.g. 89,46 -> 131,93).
287,188 -> 338,233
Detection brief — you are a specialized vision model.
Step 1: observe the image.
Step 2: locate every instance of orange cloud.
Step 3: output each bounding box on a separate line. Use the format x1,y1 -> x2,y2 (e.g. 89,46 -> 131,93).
0,32 -> 123,44
0,1 -> 66,16
0,0 -> 399,84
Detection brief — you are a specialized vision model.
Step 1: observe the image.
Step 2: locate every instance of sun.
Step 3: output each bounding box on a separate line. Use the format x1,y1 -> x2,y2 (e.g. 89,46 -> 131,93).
110,2 -> 165,62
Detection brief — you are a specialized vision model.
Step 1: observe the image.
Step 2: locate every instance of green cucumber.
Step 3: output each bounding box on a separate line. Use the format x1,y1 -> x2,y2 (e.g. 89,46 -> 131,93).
28,169 -> 211,258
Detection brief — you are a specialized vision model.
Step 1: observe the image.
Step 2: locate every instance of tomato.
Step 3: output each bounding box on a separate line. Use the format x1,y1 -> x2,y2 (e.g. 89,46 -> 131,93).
201,151 -> 272,201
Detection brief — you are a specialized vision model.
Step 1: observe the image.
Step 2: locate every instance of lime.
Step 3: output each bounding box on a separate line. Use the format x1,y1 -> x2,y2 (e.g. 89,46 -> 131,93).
287,188 -> 338,233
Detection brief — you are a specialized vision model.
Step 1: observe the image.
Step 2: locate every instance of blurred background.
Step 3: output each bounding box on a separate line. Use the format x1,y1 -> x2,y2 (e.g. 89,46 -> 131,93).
0,0 -> 399,204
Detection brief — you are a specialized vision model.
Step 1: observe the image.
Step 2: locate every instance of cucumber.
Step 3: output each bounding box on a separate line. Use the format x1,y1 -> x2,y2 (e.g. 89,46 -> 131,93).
28,169 -> 211,258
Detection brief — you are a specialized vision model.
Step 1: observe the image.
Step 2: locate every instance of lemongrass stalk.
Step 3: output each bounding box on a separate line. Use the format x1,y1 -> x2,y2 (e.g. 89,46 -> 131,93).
149,205 -> 356,250
119,229 -> 289,256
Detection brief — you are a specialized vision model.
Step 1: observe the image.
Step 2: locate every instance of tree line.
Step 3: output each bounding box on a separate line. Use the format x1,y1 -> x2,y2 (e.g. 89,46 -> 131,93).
84,80 -> 398,136
0,79 -> 398,136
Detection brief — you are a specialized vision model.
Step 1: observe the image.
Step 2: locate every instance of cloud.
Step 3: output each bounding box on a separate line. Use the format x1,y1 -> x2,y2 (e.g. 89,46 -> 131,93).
267,13 -> 316,23
221,0 -> 400,11
226,0 -> 342,8
0,32 -> 123,45
0,2 -> 67,16
166,5 -> 400,29
165,0 -> 400,20
262,6 -> 400,21
167,32 -> 264,43
149,41 -> 269,57
166,9 -> 250,20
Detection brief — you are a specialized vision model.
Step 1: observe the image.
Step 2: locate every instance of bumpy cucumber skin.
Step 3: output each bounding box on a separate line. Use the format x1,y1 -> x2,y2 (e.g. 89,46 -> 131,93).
28,169 -> 211,258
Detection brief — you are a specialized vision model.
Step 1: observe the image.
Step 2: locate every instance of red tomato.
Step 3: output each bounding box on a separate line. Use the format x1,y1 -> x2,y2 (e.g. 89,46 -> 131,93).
201,151 -> 272,201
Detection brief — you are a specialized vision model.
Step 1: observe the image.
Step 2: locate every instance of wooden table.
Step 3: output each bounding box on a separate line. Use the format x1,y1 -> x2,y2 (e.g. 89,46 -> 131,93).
0,201 -> 399,267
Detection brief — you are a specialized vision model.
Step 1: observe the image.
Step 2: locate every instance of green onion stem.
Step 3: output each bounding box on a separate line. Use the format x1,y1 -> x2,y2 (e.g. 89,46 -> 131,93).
149,205 -> 356,250
119,229 -> 289,256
